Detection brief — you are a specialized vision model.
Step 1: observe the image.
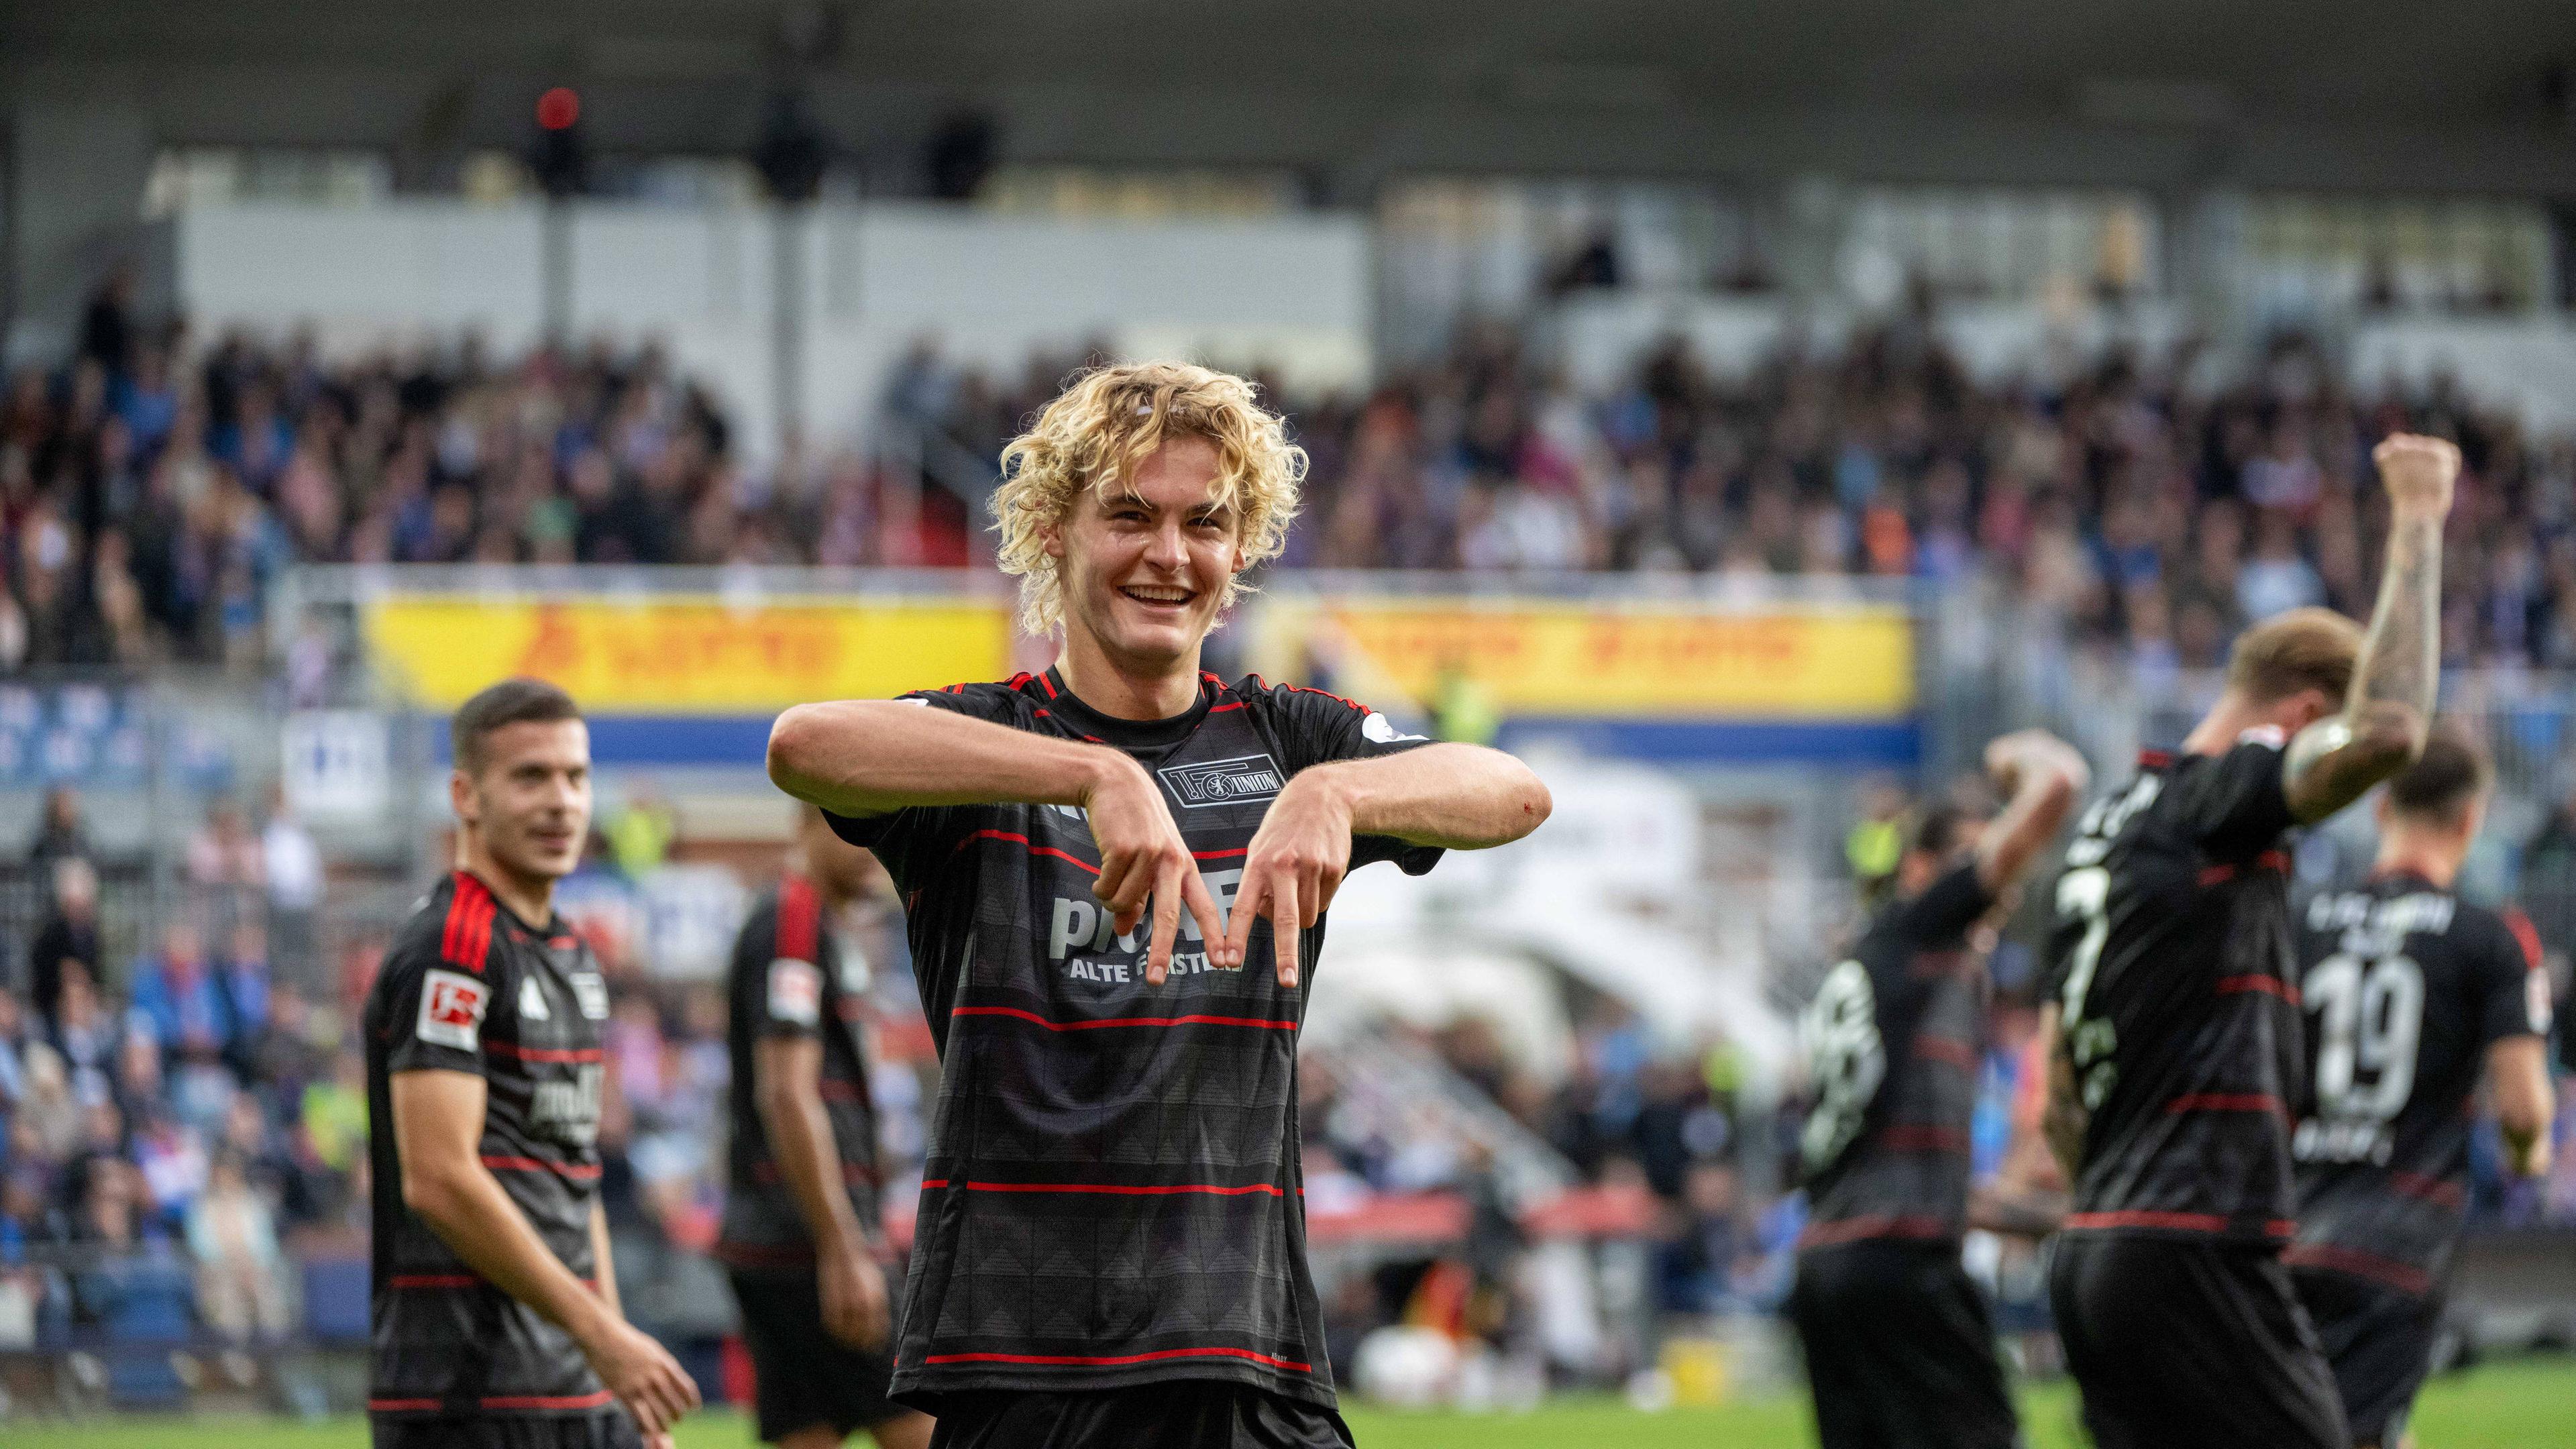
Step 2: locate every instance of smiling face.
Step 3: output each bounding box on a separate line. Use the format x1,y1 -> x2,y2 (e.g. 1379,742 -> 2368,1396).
452,718 -> 592,885
1046,435 -> 1246,680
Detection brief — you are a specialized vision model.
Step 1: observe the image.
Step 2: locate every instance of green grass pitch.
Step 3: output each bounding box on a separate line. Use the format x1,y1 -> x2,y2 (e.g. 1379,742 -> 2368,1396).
10,1357 -> 2573,1448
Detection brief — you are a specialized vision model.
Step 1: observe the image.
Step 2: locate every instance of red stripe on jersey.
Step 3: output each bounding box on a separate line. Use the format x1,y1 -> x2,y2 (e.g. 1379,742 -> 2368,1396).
1036,672 -> 1059,700
920,1178 -> 949,1189
952,1005 -> 1299,1032
2282,1244 -> 2432,1295
923,1346 -> 1311,1373
2257,849 -> 2290,872
2063,1210 -> 2228,1232
957,1179 -> 1285,1198
480,1391 -> 617,1410
2216,975 -> 2298,1004
1798,1214 -> 1952,1249
2200,863 -> 2237,885
2503,906 -> 2544,971
480,1155 -> 602,1179
443,871 -> 497,972
1912,1036 -> 1979,1070
1208,701 -> 1245,713
776,872 -> 822,963
951,830 -> 1100,876
482,1042 -> 603,1063
1878,1124 -> 1969,1153
370,1398 -> 444,1411
387,1274 -> 481,1289
2390,1171 -> 2466,1208
2164,1093 -> 2283,1115
1191,847 -> 1249,861
2137,749 -> 2173,768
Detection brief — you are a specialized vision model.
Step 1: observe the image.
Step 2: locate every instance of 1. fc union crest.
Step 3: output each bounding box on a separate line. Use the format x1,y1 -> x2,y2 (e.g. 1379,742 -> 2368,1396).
1157,754 -> 1287,808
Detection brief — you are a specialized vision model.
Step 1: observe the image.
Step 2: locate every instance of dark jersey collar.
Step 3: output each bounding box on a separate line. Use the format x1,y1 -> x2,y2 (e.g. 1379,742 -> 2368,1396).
455,867 -> 568,940
1036,665 -> 1217,751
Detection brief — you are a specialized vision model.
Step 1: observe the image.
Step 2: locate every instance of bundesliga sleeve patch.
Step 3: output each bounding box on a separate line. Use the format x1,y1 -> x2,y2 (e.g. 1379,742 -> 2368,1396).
768,958 -> 823,1026
417,969 -> 490,1052
2529,967 -> 2553,1035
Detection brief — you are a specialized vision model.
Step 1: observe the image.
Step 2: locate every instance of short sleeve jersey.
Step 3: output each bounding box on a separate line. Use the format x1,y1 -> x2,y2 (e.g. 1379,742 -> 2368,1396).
827,668 -> 1440,1413
364,870 -> 614,1419
2288,874 -> 2552,1293
718,873 -> 886,1267
1798,861 -> 1996,1248
2043,739 -> 2306,1244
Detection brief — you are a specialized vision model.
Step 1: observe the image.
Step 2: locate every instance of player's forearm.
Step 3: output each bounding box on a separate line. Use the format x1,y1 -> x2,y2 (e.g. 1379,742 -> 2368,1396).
2035,1005 -> 2086,1181
769,700 -> 1122,817
1300,744 -> 1550,850
403,1160 -> 617,1345
758,1078 -> 871,1257
588,1202 -> 621,1316
2285,509 -> 2439,822
2489,1037 -> 2555,1173
1978,732 -> 2088,892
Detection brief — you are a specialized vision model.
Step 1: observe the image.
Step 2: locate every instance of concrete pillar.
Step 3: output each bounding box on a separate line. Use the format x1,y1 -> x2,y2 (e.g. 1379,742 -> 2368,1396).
5,76 -> 158,369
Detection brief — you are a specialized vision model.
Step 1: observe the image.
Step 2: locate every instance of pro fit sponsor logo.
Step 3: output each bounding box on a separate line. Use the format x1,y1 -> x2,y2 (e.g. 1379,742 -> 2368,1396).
1158,755 -> 1285,808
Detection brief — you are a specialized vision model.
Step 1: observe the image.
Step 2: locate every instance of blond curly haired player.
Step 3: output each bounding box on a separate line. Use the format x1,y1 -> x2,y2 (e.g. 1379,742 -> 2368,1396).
769,362 -> 1549,1449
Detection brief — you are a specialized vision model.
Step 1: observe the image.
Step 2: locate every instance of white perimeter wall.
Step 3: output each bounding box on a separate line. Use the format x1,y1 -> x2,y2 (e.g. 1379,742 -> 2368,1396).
175,201 -> 1375,461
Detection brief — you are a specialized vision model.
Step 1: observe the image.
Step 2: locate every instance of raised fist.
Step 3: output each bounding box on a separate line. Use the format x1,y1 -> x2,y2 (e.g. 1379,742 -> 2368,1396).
2372,433 -> 2459,518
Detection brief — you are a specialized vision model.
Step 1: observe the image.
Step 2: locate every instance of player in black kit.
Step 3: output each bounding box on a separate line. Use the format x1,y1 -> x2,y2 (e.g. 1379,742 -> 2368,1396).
765,362 -> 1551,1449
2038,433 -> 2460,1449
366,679 -> 700,1449
718,804 -> 934,1449
2287,736 -> 2556,1448
1790,728 -> 2088,1449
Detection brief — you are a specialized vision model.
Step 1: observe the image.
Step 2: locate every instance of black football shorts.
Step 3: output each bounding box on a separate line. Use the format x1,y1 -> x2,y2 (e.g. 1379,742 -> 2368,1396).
926,1379 -> 1354,1449
2292,1264 -> 2441,1448
729,1266 -> 910,1443
371,1407 -> 643,1449
2051,1233 -> 2346,1449
1788,1236 -> 2020,1449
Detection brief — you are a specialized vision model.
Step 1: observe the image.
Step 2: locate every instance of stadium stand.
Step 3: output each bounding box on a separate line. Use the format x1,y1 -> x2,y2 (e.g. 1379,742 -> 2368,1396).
6,282 -> 2576,1414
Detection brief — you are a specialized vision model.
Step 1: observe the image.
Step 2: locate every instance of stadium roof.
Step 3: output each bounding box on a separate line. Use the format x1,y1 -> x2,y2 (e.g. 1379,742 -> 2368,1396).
10,1 -> 2576,195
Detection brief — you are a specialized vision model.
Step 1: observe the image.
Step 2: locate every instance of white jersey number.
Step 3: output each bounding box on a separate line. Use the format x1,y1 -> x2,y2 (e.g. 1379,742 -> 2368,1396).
1801,959 -> 1887,1171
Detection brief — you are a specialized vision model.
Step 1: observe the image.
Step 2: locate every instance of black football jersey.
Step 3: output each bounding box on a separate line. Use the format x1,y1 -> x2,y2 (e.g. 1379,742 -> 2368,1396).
718,873 -> 886,1267
2287,873 -> 2551,1293
2043,739 -> 2306,1245
1798,861 -> 1996,1248
364,871 -> 614,1418
827,668 -> 1440,1412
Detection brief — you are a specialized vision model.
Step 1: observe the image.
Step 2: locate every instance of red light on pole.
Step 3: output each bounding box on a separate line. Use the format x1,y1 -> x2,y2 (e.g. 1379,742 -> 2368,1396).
536,88 -> 582,131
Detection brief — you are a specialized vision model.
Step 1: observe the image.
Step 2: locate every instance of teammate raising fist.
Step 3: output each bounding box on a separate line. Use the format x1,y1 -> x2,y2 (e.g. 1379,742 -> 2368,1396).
2040,433 -> 2457,1449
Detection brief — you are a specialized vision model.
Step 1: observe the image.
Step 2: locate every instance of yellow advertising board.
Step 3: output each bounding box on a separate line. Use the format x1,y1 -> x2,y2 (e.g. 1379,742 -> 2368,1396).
1291,598 -> 1914,718
361,594 -> 1011,712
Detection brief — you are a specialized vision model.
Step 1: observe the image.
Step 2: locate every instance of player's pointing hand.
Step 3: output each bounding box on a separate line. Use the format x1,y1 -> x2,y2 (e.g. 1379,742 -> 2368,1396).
1079,748 -> 1229,983
1226,767 -> 1355,988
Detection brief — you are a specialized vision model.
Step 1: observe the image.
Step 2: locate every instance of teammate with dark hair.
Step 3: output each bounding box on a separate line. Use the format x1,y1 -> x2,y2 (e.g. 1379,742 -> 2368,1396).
718,804 -> 935,1449
2039,434 -> 2459,1449
366,678 -> 701,1449
1790,729 -> 2088,1449
767,363 -> 1550,1449
2288,735 -> 2555,1449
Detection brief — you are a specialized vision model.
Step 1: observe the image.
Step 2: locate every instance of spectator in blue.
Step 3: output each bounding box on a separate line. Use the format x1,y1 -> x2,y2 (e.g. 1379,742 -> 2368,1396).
130,921 -> 233,1064
214,920 -> 272,1061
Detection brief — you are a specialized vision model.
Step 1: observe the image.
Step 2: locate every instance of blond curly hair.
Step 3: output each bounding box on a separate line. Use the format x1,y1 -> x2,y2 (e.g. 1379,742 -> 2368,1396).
991,361 -> 1305,635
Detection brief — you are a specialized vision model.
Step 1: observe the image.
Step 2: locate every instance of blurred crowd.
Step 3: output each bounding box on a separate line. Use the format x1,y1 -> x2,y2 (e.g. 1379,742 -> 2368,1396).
885,312 -> 2576,679
0,780 -> 941,1378
15,274 -> 2576,676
